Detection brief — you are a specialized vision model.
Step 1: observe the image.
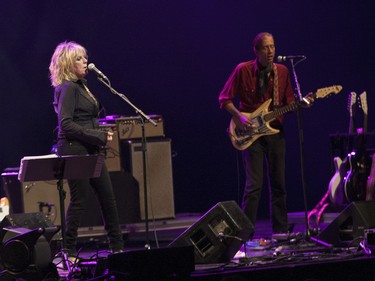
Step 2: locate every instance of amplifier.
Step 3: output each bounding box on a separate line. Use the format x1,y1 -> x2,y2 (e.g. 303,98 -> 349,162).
116,115 -> 164,140
125,139 -> 175,220
1,171 -> 70,226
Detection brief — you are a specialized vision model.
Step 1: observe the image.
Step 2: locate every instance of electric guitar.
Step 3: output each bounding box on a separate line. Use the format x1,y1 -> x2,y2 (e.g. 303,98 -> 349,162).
344,91 -> 371,202
228,85 -> 343,150
0,197 -> 9,222
328,91 -> 357,205
328,157 -> 346,205
359,91 -> 368,133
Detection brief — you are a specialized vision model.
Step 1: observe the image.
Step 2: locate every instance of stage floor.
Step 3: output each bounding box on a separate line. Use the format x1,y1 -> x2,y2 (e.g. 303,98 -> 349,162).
45,211 -> 375,281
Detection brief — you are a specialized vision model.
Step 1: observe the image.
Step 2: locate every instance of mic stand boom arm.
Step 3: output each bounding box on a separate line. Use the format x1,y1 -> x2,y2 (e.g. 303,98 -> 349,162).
96,76 -> 157,249
97,77 -> 157,126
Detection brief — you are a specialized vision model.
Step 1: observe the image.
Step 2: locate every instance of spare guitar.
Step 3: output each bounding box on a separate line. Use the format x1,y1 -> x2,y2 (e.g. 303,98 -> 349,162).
228,85 -> 343,150
343,91 -> 371,202
308,90 -> 349,227
328,157 -> 346,205
0,197 -> 9,222
328,91 -> 357,205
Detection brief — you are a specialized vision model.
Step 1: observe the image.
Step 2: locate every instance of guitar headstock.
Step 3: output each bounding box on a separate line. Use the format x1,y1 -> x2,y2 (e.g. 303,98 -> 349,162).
315,85 -> 343,99
348,91 -> 357,118
358,91 -> 368,115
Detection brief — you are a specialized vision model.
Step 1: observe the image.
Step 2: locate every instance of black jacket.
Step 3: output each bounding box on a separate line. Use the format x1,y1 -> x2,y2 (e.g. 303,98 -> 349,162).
53,79 -> 107,147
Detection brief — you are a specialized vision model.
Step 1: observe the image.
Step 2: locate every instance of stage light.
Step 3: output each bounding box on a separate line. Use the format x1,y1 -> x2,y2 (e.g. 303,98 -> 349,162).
0,227 -> 58,278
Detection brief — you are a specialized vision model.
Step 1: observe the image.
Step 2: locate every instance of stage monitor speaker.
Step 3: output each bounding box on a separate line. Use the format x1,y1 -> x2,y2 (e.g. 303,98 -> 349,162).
108,245 -> 194,280
168,201 -> 253,264
125,139 -> 175,220
0,212 -> 57,243
316,201 -> 375,246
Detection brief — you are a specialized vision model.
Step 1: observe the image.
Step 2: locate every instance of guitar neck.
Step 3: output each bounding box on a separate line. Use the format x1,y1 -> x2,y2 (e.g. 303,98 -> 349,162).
263,85 -> 342,122
348,116 -> 355,135
364,113 -> 368,134
264,102 -> 298,122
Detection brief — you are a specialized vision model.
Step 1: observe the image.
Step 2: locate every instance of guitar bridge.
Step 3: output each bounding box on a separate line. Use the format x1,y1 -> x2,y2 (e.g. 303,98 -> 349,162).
236,136 -> 252,145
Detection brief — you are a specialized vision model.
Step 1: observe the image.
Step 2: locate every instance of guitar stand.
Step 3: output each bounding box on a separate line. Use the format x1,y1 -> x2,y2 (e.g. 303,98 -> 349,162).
18,154 -> 104,277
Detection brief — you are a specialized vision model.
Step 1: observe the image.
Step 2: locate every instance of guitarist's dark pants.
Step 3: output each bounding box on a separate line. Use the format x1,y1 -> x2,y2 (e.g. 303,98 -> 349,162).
241,133 -> 288,234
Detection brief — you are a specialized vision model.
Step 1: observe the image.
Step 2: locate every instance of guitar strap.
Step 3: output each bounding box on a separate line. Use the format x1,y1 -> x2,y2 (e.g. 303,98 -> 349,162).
272,64 -> 280,106
255,61 -> 279,105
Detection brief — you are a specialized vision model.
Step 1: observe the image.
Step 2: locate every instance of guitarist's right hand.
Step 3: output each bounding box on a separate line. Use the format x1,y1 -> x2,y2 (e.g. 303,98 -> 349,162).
233,113 -> 253,131
224,103 -> 253,130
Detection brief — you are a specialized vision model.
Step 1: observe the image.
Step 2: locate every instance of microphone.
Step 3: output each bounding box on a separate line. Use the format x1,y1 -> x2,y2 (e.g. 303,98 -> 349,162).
277,55 -> 306,62
88,63 -> 108,80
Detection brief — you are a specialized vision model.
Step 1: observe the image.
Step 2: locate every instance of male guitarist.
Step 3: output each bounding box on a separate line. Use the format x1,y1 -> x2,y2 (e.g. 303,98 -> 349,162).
218,32 -> 313,236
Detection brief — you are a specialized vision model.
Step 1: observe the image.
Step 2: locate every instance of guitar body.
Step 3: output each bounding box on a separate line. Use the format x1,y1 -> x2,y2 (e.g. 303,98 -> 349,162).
328,157 -> 346,205
228,99 -> 280,150
0,197 -> 9,222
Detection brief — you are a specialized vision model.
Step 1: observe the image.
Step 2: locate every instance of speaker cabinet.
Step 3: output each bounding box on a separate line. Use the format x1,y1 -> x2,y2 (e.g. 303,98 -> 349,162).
2,170 -> 24,214
125,139 -> 175,220
1,171 -> 141,228
100,124 -> 121,172
316,201 -> 375,246
1,172 -> 69,226
168,201 -> 253,264
22,181 -> 70,226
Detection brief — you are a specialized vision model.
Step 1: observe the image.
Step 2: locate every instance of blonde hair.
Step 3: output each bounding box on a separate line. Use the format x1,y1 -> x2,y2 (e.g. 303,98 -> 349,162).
49,41 -> 87,87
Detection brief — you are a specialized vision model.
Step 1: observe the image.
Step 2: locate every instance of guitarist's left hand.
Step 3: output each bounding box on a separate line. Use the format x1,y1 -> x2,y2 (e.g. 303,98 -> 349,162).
301,92 -> 315,108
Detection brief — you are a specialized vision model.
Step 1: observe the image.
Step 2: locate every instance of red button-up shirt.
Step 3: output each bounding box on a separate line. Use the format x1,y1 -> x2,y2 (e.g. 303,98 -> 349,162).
219,60 -> 294,126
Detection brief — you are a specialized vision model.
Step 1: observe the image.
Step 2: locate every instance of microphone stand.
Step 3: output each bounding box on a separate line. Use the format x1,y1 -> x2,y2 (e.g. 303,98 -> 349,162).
95,76 -> 157,249
288,58 -> 312,240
